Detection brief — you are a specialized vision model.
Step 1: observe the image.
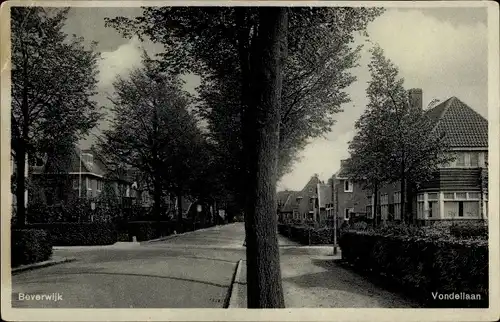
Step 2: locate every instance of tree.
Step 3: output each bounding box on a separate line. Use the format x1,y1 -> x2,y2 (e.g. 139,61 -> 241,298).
11,7 -> 102,226
346,45 -> 453,224
96,57 -> 204,224
105,6 -> 383,308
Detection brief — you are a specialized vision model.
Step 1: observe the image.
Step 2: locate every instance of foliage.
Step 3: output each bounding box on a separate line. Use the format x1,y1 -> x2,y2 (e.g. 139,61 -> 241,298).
105,7 -> 384,202
278,224 -> 339,245
345,45 -> 454,220
26,222 -> 117,246
11,229 -> 53,267
449,221 -> 488,238
11,7 -> 102,223
96,56 -> 206,218
339,230 -> 488,308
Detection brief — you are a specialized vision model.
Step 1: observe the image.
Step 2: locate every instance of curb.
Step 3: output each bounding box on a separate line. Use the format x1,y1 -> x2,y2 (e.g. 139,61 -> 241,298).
227,259 -> 246,308
12,257 -> 77,274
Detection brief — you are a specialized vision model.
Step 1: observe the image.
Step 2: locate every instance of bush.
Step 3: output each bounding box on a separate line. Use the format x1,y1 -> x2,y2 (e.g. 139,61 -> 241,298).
278,224 -> 341,245
26,223 -> 117,246
11,229 -> 53,267
449,222 -> 488,239
339,230 -> 488,308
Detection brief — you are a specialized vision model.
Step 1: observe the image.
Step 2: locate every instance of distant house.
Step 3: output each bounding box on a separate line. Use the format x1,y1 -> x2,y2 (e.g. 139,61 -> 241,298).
334,90 -> 488,225
277,174 -> 324,225
30,146 -> 135,206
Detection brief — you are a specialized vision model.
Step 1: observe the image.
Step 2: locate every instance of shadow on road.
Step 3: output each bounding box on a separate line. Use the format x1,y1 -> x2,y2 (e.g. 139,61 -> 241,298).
33,271 -> 229,288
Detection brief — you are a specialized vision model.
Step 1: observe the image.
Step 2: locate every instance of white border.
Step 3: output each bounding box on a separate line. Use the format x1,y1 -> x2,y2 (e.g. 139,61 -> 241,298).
1,1 -> 499,321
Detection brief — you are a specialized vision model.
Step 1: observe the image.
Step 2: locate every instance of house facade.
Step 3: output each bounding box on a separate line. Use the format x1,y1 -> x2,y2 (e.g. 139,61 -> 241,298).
278,174 -> 332,226
30,146 -> 135,206
334,91 -> 488,225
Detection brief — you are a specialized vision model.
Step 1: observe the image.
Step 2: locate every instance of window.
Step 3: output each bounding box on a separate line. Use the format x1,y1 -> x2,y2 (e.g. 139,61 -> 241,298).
428,201 -> 439,218
467,192 -> 480,200
456,153 -> 466,166
470,153 -> 479,167
73,179 -> 79,190
380,194 -> 388,205
96,180 -> 102,192
428,193 -> 438,200
444,193 -> 454,200
367,195 -> 373,205
417,194 -> 424,201
344,180 -> 353,192
344,208 -> 353,219
86,177 -> 91,190
455,192 -> 467,199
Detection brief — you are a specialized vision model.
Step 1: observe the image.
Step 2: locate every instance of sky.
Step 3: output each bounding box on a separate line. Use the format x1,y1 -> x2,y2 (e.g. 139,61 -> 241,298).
63,6 -> 489,191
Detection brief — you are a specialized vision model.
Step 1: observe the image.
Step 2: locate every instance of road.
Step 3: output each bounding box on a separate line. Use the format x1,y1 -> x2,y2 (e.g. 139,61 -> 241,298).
12,224 -> 246,308
12,222 -> 417,308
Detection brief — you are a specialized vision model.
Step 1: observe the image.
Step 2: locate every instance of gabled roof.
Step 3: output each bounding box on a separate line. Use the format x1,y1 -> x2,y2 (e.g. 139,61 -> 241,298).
278,190 -> 298,213
425,97 -> 488,148
317,183 -> 332,207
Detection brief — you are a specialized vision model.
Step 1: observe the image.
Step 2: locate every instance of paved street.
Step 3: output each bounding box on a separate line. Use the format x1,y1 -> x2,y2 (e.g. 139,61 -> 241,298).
12,223 -> 418,308
12,224 -> 246,308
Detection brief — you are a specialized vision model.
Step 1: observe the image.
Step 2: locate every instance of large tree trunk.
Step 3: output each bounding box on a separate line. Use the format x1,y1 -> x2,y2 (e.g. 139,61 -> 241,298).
241,7 -> 288,308
15,145 -> 27,227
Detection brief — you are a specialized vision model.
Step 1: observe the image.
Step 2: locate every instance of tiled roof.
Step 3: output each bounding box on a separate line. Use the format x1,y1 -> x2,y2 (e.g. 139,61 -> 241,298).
425,97 -> 488,148
278,190 -> 298,213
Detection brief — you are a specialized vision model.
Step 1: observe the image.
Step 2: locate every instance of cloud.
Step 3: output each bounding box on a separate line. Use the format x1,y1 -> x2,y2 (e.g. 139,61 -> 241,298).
97,36 -> 144,88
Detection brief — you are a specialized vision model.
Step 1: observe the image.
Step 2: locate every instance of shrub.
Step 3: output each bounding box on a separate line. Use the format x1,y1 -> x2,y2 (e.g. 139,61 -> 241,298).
449,222 -> 488,239
26,223 -> 117,246
278,224 -> 341,245
339,230 -> 488,308
11,229 -> 53,267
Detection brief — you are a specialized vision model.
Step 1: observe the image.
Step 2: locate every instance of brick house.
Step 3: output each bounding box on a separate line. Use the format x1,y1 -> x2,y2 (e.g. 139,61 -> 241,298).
331,162 -> 371,227
30,146 -> 135,206
278,174 -> 323,224
335,91 -> 488,225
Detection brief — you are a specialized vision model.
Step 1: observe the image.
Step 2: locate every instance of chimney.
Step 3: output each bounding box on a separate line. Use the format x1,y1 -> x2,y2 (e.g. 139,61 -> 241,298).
408,88 -> 423,110
340,159 -> 348,167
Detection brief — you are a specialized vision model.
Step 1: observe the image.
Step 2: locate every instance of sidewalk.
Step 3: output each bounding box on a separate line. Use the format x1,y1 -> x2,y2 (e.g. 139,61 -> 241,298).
12,256 -> 76,274
229,234 -> 420,308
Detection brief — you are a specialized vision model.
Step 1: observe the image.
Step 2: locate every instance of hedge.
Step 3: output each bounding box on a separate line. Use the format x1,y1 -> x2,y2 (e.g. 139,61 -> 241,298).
339,231 -> 488,308
11,229 -> 53,267
278,224 -> 340,245
26,223 -> 117,246
449,222 -> 488,239
127,220 -> 217,242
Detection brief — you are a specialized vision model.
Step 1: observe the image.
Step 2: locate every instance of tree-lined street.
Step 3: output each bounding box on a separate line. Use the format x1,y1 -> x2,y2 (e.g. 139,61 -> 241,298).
12,223 -> 418,308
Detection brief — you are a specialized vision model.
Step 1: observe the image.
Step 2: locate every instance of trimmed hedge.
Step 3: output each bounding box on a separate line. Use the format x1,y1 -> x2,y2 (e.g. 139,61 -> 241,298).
26,223 -> 117,246
278,224 -> 339,245
11,229 -> 53,267
339,231 -> 488,308
127,220 -> 217,242
449,222 -> 488,239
